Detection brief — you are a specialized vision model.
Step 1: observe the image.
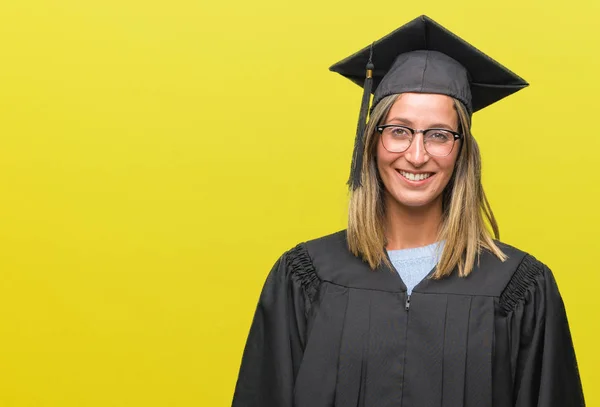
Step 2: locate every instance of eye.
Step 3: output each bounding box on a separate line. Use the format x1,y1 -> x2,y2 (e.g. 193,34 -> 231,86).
426,130 -> 452,143
389,126 -> 411,138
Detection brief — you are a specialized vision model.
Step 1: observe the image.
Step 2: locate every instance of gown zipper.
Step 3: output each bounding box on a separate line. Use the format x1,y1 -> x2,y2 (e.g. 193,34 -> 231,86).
400,292 -> 411,407
383,250 -> 413,312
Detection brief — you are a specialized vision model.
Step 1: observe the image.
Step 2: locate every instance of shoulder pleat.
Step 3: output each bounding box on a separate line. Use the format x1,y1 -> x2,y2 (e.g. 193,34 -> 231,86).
287,244 -> 321,305
499,254 -> 545,315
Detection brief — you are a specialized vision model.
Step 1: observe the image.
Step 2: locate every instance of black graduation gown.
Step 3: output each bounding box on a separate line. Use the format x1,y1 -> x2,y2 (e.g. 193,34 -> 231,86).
232,230 -> 585,407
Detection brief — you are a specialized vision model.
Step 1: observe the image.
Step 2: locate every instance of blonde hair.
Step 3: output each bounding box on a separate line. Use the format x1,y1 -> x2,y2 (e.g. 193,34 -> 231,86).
347,93 -> 506,278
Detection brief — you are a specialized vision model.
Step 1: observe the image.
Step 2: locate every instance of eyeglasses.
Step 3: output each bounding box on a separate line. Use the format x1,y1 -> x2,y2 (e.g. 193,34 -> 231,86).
376,124 -> 462,157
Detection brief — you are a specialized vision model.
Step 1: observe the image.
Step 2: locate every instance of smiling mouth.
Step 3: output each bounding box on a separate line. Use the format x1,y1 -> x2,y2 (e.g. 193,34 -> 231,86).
397,170 -> 435,182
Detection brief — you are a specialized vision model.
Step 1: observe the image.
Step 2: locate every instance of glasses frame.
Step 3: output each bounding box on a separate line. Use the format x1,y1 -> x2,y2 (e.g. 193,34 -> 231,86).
376,124 -> 463,157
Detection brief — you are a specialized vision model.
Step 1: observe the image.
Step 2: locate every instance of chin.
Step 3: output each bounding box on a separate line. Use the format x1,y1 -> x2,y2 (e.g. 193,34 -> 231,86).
397,199 -> 437,208
387,189 -> 441,209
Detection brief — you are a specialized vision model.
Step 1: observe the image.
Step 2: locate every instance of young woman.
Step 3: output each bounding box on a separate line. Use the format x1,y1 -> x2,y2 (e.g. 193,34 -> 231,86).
232,15 -> 585,407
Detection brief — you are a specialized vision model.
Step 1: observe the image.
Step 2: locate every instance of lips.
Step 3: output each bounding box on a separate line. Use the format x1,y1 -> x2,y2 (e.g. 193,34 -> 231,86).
397,170 -> 435,182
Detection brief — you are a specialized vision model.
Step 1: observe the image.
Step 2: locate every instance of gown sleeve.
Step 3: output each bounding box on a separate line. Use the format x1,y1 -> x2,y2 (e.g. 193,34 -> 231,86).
231,244 -> 320,407
502,254 -> 585,407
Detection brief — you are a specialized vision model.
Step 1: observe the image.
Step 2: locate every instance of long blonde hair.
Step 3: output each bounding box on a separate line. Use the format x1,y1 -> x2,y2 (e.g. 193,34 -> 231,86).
347,93 -> 506,278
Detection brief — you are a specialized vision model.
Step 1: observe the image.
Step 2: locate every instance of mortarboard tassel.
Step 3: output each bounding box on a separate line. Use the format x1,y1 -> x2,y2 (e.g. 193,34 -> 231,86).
348,44 -> 374,190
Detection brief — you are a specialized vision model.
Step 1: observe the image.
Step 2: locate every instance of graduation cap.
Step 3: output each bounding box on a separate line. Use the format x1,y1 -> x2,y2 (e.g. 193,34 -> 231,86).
329,15 -> 528,190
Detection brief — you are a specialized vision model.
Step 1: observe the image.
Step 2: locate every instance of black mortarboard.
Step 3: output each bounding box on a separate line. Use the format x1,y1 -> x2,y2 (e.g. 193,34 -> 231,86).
329,15 -> 528,190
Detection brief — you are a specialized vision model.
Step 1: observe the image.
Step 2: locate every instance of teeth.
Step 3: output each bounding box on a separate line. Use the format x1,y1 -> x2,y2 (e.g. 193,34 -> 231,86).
399,170 -> 433,181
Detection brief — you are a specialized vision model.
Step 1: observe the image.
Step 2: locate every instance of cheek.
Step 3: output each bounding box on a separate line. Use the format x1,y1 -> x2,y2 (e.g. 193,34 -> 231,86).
440,158 -> 456,176
435,153 -> 460,186
376,140 -> 396,170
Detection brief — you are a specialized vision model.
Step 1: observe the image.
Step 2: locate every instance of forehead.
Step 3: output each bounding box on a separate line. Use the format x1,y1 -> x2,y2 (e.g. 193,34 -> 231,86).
385,93 -> 457,126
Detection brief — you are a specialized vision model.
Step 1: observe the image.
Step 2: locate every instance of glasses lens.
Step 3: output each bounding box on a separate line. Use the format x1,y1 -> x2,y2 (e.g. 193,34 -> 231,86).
424,130 -> 456,156
381,126 -> 412,152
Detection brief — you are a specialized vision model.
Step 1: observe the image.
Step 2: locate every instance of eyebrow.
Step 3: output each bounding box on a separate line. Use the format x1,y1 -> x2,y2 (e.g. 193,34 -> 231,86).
387,117 -> 414,126
386,117 -> 455,131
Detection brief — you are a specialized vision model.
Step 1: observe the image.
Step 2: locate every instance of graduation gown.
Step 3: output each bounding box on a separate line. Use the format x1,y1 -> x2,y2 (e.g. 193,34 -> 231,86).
232,230 -> 585,407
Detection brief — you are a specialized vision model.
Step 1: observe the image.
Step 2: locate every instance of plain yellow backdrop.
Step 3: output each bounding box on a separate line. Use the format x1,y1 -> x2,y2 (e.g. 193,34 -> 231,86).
0,0 -> 598,406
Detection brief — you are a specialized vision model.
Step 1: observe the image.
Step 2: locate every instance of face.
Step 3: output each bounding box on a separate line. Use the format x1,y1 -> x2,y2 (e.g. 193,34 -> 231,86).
376,93 -> 461,210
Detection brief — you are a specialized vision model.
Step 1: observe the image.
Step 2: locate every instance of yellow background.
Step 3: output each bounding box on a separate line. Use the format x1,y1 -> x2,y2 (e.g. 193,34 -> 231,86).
0,0 -> 598,406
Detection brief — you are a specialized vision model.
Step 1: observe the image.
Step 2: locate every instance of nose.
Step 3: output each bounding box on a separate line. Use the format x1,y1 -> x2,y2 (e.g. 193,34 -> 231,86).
403,132 -> 429,167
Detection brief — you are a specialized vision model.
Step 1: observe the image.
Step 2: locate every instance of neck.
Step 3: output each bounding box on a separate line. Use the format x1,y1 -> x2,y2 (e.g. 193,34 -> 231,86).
383,192 -> 443,250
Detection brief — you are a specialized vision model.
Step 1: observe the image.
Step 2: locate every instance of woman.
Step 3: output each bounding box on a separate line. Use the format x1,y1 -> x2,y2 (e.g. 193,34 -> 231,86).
232,15 -> 585,407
